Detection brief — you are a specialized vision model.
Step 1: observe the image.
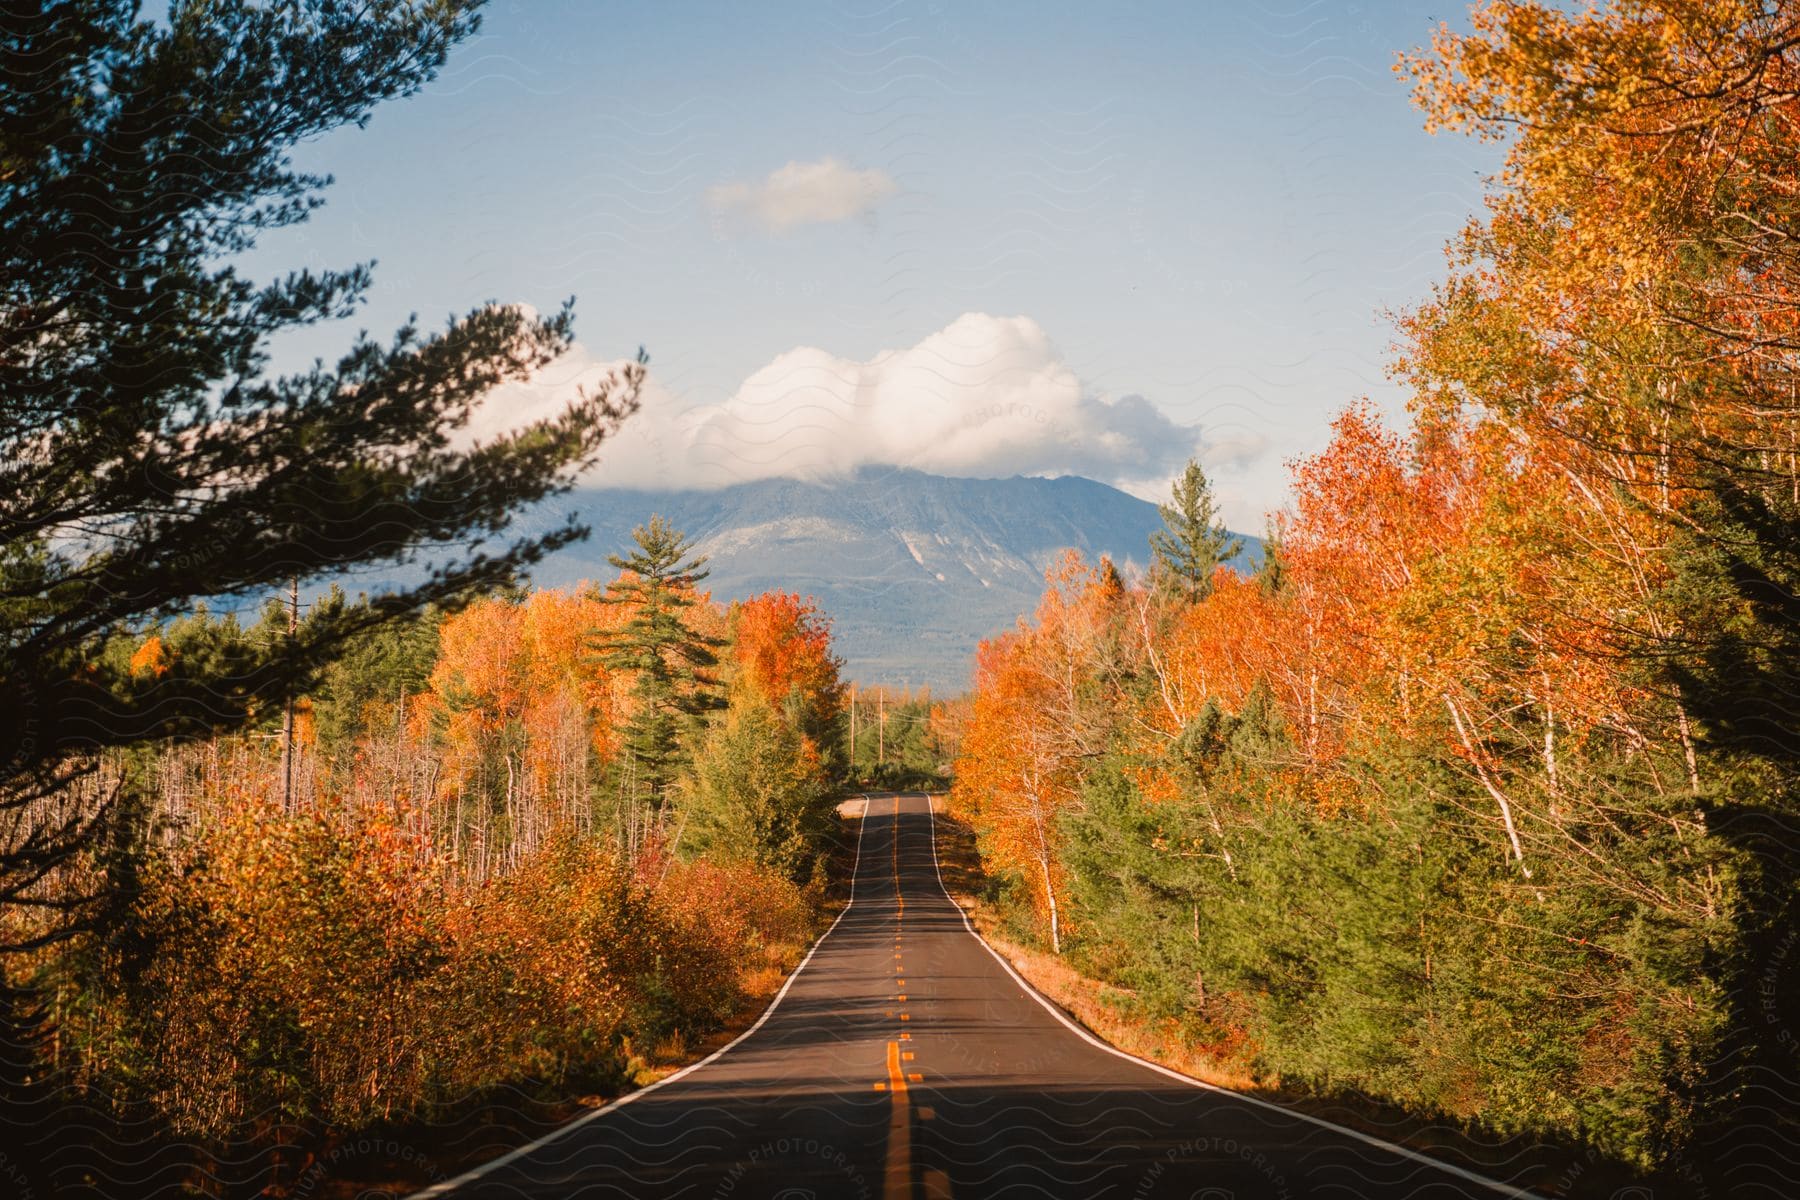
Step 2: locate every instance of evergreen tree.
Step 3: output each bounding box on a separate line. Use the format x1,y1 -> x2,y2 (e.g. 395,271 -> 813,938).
685,700 -> 833,883
309,594 -> 446,749
1149,459 -> 1242,603
849,694 -> 944,788
0,0 -> 643,934
1254,523 -> 1286,597
591,518 -> 723,802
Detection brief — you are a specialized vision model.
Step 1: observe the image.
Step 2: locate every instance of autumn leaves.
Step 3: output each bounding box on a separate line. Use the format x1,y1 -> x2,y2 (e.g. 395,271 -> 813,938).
20,520 -> 849,1155
948,1 -> 1800,1176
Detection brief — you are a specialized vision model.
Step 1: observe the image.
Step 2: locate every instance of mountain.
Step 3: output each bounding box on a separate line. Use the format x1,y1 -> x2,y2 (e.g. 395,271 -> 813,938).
519,467 -> 1258,694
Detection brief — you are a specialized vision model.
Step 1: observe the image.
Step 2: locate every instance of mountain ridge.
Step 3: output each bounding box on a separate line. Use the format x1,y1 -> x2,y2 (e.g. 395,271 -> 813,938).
522,467 -> 1257,693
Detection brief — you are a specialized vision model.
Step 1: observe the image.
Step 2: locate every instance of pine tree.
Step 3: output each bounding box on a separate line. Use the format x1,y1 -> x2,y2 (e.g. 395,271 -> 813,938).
591,518 -> 724,803
0,0 -> 642,935
685,699 -> 832,883
1254,523 -> 1286,597
1150,459 -> 1242,603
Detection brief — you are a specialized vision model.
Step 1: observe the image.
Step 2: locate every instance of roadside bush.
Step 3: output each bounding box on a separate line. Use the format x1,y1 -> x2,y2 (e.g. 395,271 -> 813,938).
30,800 -> 817,1139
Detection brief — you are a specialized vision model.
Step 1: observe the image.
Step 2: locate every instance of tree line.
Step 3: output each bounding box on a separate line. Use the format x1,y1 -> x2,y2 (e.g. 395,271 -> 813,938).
950,1 -> 1800,1185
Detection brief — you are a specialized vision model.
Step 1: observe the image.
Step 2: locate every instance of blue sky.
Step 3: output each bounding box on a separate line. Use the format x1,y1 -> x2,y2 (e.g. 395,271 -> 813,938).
250,0 -> 1494,531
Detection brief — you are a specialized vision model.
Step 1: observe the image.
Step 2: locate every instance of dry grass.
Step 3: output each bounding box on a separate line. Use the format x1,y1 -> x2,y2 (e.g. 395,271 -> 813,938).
971,921 -> 1260,1092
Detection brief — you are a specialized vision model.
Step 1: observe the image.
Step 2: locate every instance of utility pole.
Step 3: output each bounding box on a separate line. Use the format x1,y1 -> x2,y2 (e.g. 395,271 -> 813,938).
878,688 -> 885,769
281,576 -> 297,812
849,685 -> 857,776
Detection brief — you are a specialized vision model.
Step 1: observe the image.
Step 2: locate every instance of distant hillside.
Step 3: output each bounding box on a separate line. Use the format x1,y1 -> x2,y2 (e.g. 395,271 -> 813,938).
519,467 -> 1257,693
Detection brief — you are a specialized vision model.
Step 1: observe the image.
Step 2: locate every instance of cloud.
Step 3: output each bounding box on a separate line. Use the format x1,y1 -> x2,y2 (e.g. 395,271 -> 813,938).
706,157 -> 896,233
470,313 -> 1230,493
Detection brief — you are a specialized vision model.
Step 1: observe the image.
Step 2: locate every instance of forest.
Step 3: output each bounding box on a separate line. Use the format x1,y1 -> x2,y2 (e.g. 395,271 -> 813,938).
950,0 -> 1800,1180
6,519 -> 850,1180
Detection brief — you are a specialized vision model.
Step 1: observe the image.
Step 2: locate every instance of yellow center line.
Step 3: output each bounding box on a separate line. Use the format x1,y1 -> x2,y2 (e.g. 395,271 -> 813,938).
892,794 -> 904,922
882,1039 -> 911,1200
882,798 -> 927,1200
885,1039 -> 909,1096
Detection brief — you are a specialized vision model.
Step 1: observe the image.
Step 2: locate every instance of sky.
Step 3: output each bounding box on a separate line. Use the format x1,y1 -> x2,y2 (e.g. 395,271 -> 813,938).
249,0 -> 1497,533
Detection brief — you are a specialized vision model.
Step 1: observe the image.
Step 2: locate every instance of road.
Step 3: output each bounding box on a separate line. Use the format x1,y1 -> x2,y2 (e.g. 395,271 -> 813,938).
419,793 -> 1539,1200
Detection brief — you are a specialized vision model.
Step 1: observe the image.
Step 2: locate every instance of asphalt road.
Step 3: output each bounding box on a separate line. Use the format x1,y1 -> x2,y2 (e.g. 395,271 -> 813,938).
421,793 -> 1540,1200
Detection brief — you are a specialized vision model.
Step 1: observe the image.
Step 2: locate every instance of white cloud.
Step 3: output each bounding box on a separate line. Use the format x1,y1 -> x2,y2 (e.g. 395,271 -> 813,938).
474,313 -> 1231,494
706,157 -> 896,233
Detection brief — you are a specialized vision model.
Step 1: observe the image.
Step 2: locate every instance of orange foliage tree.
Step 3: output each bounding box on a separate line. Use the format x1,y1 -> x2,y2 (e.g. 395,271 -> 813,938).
414,588 -> 622,875
951,554 -> 1126,952
728,591 -> 847,767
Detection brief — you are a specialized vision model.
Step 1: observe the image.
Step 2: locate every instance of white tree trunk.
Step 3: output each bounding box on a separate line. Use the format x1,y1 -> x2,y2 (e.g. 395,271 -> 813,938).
1445,694 -> 1531,878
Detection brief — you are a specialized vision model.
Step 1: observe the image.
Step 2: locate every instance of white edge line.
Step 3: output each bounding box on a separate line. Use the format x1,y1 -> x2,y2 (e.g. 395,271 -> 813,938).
406,794 -> 872,1199
920,793 -> 1547,1200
